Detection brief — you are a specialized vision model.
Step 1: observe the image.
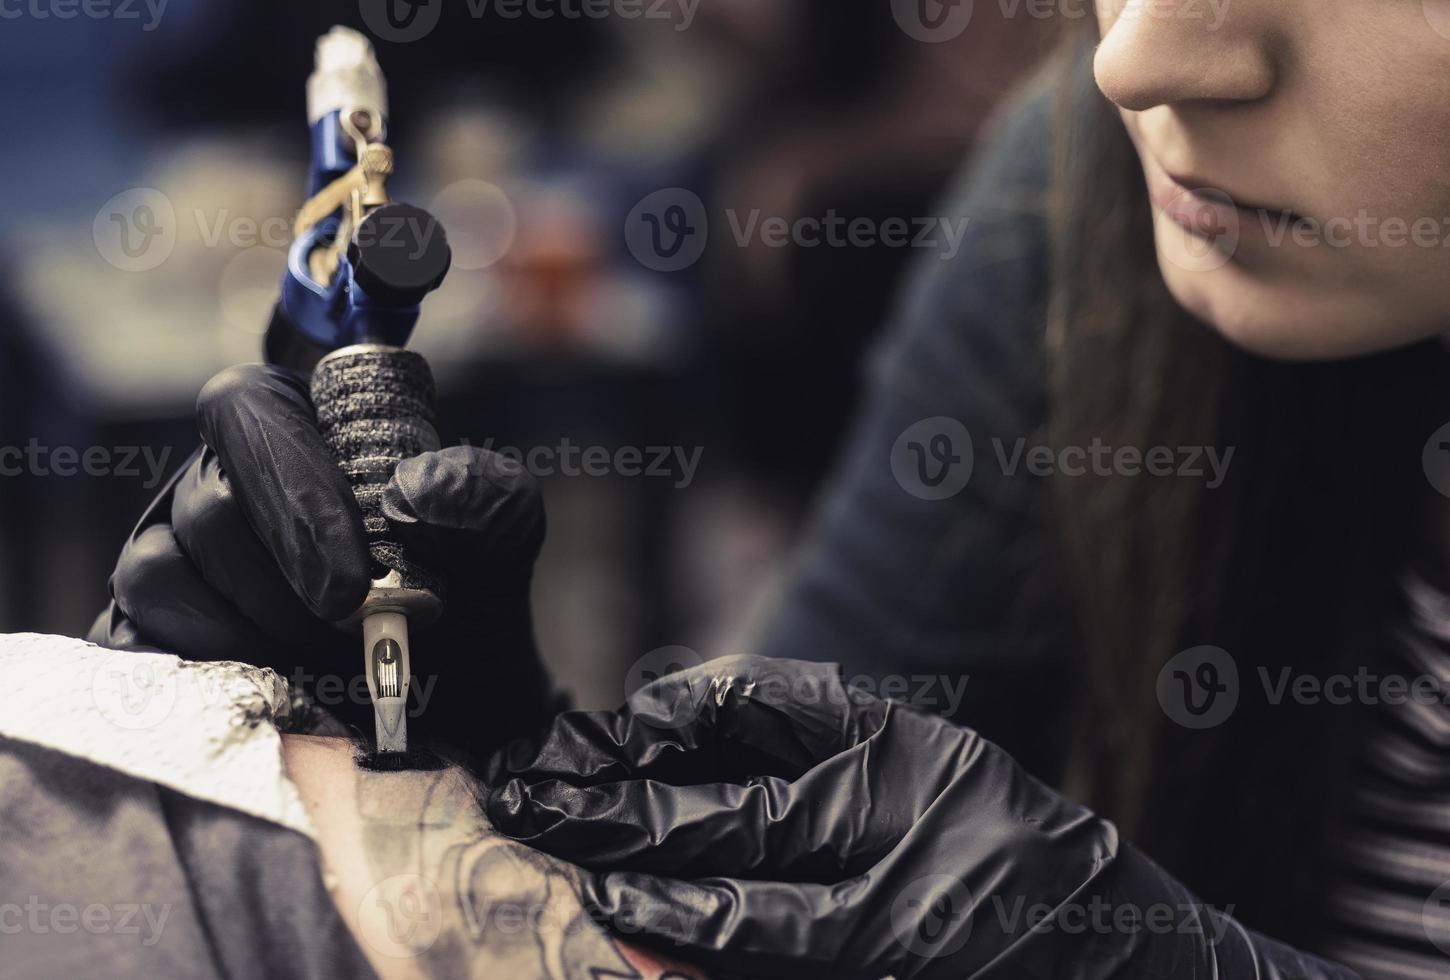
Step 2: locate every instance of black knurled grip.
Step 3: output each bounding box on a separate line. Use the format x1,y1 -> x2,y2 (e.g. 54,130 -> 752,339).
312,347 -> 445,602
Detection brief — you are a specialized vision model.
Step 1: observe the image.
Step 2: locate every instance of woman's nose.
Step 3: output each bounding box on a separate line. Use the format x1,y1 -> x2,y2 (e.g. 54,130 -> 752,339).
1094,0 -> 1276,112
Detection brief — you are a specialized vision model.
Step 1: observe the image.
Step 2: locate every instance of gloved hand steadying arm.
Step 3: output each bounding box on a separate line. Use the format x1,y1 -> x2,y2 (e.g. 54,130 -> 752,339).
89,363 -> 562,760
486,656 -> 1358,980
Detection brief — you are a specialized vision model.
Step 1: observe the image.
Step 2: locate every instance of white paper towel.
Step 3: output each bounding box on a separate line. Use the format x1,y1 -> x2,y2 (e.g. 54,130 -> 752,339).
0,632 -> 314,838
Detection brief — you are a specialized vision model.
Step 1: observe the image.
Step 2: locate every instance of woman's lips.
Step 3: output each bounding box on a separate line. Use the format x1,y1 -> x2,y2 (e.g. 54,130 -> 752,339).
1142,152 -> 1297,248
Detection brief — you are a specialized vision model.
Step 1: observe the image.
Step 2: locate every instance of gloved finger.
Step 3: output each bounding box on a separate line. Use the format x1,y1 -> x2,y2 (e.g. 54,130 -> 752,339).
489,701 -> 956,878
581,871 -> 875,980
87,601 -> 147,649
171,447 -> 350,650
489,656 -> 888,790
112,523 -> 280,664
381,445 -> 545,582
92,450 -> 193,649
195,364 -> 369,621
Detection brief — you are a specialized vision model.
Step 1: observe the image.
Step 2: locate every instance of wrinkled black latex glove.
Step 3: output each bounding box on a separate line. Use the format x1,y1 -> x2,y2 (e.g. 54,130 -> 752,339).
89,364 -> 561,760
486,656 -> 1357,980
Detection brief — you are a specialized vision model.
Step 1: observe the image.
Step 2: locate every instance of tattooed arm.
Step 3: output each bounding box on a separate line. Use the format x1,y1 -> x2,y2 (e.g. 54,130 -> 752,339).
282,735 -> 704,980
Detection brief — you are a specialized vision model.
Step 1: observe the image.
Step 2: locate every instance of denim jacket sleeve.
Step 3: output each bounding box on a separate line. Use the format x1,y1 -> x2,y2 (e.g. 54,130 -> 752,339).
749,78 -> 1074,778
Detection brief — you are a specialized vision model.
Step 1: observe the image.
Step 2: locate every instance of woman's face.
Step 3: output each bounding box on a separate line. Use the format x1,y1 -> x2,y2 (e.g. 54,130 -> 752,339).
1094,0 -> 1450,359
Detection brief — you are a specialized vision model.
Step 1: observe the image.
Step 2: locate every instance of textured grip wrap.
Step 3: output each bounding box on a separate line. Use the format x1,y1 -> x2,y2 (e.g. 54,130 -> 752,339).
312,345 -> 445,606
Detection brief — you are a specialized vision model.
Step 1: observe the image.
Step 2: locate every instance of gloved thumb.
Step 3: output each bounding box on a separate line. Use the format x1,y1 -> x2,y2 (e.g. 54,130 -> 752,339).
381,445 -> 546,583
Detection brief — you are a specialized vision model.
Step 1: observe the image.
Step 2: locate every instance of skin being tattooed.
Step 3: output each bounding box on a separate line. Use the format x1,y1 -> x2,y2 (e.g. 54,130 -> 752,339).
282,735 -> 705,980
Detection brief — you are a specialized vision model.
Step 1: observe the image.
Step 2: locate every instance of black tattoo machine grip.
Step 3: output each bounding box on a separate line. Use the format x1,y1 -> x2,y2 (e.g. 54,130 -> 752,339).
312,345 -> 445,752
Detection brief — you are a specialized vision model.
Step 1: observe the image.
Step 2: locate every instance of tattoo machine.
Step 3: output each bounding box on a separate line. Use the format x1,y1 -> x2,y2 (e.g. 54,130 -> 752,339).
266,26 -> 452,758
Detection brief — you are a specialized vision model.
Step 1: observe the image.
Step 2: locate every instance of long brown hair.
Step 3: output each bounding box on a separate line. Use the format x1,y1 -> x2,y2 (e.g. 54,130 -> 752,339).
1042,21 -> 1448,942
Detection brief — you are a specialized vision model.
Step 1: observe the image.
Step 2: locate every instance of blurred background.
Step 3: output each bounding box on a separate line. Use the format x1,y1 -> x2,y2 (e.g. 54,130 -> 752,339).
0,0 -> 1051,707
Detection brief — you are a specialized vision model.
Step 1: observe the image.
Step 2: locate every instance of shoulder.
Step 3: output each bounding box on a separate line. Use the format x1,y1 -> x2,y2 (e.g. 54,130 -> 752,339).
874,71 -> 1059,407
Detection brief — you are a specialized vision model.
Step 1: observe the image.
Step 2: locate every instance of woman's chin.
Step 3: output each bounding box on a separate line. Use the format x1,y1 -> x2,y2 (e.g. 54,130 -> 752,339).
1154,243 -> 1445,363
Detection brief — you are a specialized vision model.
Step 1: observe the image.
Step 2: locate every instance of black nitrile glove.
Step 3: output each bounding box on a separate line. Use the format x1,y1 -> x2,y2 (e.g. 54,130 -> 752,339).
486,656 -> 1357,980
89,363 -> 561,760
